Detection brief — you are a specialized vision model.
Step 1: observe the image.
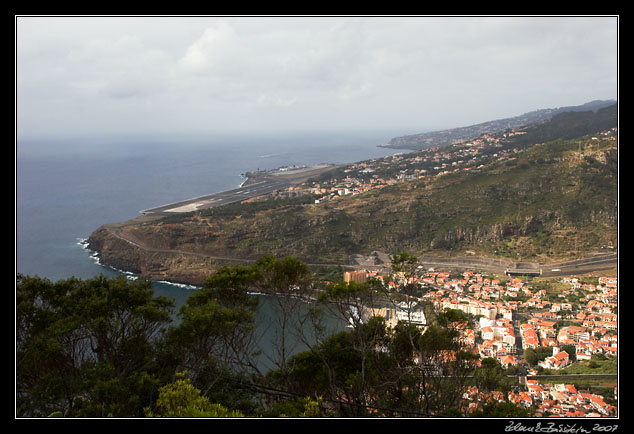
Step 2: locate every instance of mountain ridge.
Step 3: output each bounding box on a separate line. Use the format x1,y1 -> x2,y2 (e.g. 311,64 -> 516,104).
383,99 -> 616,150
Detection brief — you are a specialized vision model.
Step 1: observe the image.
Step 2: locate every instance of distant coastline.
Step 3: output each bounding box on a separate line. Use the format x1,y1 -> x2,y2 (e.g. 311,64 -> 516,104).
382,99 -> 616,151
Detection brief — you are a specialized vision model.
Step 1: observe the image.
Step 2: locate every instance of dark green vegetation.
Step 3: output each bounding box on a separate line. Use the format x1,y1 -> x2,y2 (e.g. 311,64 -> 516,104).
90,103 -> 617,281
17,258 -> 530,418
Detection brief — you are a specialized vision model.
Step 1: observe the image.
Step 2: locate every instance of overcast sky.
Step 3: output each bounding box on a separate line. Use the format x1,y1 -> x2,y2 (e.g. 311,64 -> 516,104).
16,15 -> 618,142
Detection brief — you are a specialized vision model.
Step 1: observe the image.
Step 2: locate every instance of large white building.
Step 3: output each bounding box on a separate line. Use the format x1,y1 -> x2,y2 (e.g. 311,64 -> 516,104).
436,298 -> 497,320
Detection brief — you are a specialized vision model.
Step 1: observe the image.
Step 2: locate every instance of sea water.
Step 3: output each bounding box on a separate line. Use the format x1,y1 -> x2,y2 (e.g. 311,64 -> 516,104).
16,130 -> 406,369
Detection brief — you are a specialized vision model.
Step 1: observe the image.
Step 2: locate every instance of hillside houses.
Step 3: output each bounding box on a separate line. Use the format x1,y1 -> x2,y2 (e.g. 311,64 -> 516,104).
332,266 -> 617,416
462,378 -> 616,417
522,380 -> 616,417
399,268 -> 617,366
368,300 -> 427,329
302,129 -> 527,205
520,323 -> 540,349
538,348 -> 571,370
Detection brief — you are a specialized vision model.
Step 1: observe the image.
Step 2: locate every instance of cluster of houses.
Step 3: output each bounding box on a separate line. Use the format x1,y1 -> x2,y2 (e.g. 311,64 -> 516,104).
281,126 -> 617,210
346,267 -> 618,368
292,131 -> 523,205
519,379 -> 616,417
340,267 -> 617,417
519,276 -> 618,363
462,378 -> 616,417
418,270 -> 618,369
305,127 -> 618,416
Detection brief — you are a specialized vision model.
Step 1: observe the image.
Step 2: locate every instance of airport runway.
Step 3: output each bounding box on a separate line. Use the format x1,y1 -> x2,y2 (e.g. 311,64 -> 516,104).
140,177 -> 291,215
139,164 -> 336,216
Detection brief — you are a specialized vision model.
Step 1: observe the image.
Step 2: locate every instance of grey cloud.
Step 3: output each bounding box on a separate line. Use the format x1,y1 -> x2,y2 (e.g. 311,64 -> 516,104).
16,16 -> 618,139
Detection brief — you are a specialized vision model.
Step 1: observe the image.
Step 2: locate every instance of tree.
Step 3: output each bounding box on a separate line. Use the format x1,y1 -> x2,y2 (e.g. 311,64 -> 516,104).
410,321 -> 480,416
17,274 -> 174,417
390,252 -> 418,276
145,372 -> 243,417
252,255 -> 315,386
473,358 -> 513,393
279,317 -> 392,417
524,346 -> 553,367
262,396 -> 323,417
17,275 -> 87,416
524,348 -> 538,366
19,254 -> 518,418
161,264 -> 262,395
561,344 -> 577,362
470,400 -> 533,417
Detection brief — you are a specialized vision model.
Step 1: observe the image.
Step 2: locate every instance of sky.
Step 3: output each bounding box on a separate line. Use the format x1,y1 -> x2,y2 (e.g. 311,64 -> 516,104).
16,15 -> 618,143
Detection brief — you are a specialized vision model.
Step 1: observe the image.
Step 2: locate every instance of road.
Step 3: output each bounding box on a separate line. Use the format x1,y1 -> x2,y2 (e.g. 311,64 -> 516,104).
540,253 -> 617,277
105,225 -> 354,269
416,253 -> 617,277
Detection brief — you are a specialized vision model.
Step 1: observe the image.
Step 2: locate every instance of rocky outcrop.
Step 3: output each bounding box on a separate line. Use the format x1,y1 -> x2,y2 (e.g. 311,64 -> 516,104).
87,226 -> 224,286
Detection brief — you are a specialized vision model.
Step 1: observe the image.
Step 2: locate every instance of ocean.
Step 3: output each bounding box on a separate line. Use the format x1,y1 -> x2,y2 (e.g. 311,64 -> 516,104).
16,130 -> 406,370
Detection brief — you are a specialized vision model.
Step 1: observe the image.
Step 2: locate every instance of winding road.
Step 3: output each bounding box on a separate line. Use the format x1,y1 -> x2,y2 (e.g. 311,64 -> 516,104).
105,223 -> 616,276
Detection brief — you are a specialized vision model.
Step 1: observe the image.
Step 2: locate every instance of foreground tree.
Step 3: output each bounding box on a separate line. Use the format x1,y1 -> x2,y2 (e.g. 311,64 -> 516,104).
17,274 -> 174,417
161,263 -> 262,387
17,255 -> 496,418
144,371 -> 243,417
252,255 -> 315,386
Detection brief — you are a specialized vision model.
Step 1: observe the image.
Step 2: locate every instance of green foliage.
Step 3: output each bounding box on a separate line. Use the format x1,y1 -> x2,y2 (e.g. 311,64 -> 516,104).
17,267 -> 481,418
523,346 -> 554,367
473,358 -> 513,393
561,344 -> 577,362
391,252 -> 418,274
16,259 -> 327,417
523,348 -> 538,366
145,372 -> 243,417
263,396 -> 323,417
469,400 -> 533,417
16,274 -> 174,417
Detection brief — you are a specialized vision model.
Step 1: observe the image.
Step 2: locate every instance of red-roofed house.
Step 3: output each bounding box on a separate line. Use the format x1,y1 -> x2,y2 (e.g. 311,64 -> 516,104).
538,349 -> 571,370
498,355 -> 517,369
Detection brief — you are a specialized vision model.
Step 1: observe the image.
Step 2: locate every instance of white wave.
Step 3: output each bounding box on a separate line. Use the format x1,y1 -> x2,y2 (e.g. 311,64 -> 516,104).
157,280 -> 200,290
79,240 -> 139,280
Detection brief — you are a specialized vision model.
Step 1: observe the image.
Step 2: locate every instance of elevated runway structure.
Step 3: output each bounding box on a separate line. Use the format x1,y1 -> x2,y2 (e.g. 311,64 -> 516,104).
505,267 -> 542,277
416,252 -> 616,278
140,164 -> 336,216
140,177 -> 291,215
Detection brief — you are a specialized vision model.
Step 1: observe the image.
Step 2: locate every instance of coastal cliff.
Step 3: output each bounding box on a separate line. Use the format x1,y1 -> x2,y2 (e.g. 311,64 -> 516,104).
87,224 -> 226,286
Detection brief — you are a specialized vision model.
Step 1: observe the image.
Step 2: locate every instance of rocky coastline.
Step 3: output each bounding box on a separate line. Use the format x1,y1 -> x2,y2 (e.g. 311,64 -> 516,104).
87,225 -> 233,286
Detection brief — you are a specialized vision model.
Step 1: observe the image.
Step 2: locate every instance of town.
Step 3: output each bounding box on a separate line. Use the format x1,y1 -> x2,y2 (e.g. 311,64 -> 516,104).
338,264 -> 618,417
268,125 -> 617,207
251,124 -> 618,417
